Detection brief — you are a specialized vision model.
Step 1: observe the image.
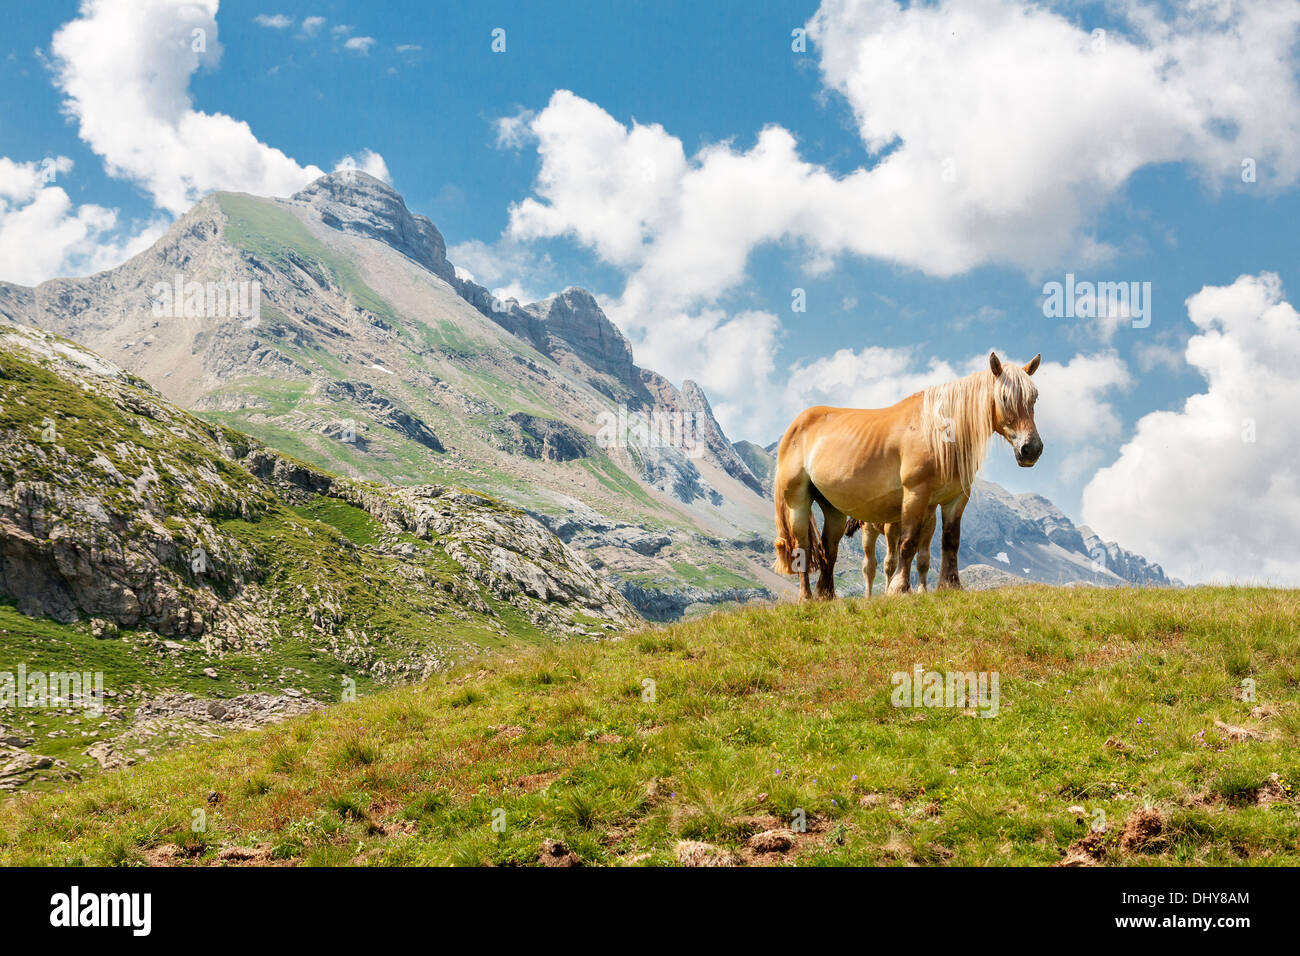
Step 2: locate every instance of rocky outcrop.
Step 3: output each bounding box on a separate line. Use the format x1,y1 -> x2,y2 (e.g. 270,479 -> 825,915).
680,380 -> 764,496
320,379 -> 444,452
291,171 -> 456,282
502,412 -> 592,462
522,288 -> 637,386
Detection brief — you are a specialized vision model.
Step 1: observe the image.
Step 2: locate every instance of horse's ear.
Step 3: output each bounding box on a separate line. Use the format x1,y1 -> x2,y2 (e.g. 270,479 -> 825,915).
988,351 -> 1003,377
1023,353 -> 1041,376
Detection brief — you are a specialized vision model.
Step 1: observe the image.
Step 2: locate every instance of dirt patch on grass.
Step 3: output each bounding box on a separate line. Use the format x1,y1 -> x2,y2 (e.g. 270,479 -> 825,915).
747,828 -> 795,854
214,843 -> 287,866
1119,807 -> 1166,854
538,838 -> 583,867
1057,830 -> 1109,867
143,841 -> 293,867
1254,773 -> 1291,806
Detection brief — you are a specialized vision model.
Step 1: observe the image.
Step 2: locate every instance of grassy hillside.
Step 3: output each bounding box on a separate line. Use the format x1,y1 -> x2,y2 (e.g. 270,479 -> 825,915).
0,321 -> 635,792
2,586 -> 1297,866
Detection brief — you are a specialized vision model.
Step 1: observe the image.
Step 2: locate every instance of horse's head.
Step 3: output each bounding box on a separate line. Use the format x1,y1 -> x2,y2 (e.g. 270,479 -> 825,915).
988,351 -> 1043,467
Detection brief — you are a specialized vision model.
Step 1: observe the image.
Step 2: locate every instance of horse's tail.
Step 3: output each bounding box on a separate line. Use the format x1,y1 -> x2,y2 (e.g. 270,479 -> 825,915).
843,516 -> 861,539
808,512 -> 829,573
773,479 -> 798,575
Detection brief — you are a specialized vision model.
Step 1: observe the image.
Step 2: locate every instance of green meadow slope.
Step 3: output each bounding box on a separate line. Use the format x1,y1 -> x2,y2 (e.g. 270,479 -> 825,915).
1,586 -> 1296,866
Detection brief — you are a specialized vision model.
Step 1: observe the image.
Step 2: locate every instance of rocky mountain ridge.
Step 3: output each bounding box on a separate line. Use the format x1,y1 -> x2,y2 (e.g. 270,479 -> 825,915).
0,172 -> 776,618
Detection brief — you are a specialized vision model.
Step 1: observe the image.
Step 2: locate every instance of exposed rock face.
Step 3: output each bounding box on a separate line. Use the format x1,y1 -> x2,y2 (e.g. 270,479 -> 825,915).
292,172 -> 456,282
522,288 -> 637,386
320,380 -> 444,452
0,172 -> 784,618
503,412 -> 592,462
616,579 -> 773,622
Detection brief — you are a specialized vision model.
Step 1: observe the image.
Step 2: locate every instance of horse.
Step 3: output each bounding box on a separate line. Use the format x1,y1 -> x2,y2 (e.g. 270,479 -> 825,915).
844,512 -> 937,596
773,351 -> 1042,601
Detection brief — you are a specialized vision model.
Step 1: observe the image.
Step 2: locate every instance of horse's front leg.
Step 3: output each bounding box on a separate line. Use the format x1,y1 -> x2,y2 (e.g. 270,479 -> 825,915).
936,492 -> 969,590
887,490 -> 931,595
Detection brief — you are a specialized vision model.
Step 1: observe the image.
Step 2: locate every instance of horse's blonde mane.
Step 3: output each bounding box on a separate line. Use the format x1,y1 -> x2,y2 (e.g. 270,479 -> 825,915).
919,364 -> 1034,491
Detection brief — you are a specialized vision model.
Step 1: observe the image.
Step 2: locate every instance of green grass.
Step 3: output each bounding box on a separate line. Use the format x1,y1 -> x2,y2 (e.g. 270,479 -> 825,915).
216,192 -> 400,325
2,586 -> 1297,866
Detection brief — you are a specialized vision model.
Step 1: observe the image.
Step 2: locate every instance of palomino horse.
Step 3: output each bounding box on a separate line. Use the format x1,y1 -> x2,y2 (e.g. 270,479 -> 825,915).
773,351 -> 1042,600
845,513 -> 937,596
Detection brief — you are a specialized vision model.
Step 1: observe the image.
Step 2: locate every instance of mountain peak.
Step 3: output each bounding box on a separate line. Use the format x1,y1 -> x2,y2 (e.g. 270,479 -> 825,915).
291,172 -> 455,281
522,287 -> 636,384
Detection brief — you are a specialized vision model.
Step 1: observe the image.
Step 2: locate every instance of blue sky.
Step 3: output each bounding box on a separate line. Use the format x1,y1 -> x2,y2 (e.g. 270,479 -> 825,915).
3,0 -> 1300,583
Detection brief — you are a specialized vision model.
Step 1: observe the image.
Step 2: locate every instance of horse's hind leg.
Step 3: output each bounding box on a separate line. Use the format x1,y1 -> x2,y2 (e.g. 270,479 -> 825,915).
915,509 -> 937,592
863,525 -> 880,597
816,504 -> 847,600
889,489 -> 932,595
883,523 -> 901,587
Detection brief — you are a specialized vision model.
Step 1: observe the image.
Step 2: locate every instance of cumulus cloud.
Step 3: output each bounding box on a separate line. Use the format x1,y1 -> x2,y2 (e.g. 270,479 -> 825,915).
0,156 -> 166,285
496,0 -> 1300,445
50,0 -> 333,216
1082,273 -> 1300,584
344,36 -> 375,55
253,13 -> 292,29
300,16 -> 325,36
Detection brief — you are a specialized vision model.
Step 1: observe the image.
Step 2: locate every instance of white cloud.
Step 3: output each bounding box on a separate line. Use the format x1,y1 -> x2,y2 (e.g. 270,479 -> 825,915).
496,0 -> 1300,445
1082,273 -> 1300,584
512,2 -> 1300,286
1030,352 -> 1133,446
782,346 -> 960,420
334,149 -> 390,184
494,109 -> 537,150
253,13 -> 292,29
0,156 -> 166,285
448,238 -> 550,292
50,0 -> 330,216
344,36 -> 375,55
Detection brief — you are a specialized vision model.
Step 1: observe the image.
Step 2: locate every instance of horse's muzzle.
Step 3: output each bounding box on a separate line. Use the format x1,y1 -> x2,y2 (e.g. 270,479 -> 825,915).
1016,436 -> 1044,466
